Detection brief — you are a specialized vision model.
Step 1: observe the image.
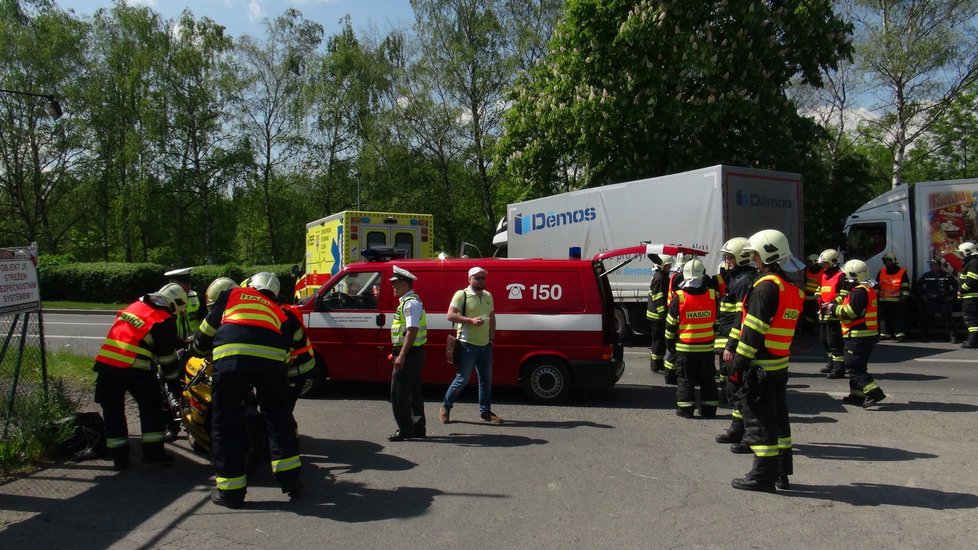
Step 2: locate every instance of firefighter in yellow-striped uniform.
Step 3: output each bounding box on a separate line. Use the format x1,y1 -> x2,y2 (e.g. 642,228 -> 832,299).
164,267 -> 205,342
726,229 -> 803,493
958,242 -> 978,348
876,253 -> 910,341
715,237 -> 758,451
191,272 -> 303,508
816,249 -> 848,378
802,254 -> 823,333
281,301 -> 316,412
646,254 -> 675,375
666,258 -> 719,418
823,260 -> 887,408
93,286 -> 186,470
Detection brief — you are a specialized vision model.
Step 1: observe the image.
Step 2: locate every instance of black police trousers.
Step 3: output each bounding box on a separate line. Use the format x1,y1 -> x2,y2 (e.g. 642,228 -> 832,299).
391,345 -> 426,435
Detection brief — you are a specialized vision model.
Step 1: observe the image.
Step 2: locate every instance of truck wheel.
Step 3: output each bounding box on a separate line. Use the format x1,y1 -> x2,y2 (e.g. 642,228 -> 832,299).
614,308 -> 632,343
521,357 -> 573,405
299,358 -> 327,398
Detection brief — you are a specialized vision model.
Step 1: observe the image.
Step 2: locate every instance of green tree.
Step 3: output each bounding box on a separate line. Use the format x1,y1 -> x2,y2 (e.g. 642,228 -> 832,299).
500,0 -> 853,195
79,1 -> 169,261
234,9 -> 323,263
0,1 -> 88,253
903,86 -> 978,182
847,0 -> 978,188
157,10 -> 250,264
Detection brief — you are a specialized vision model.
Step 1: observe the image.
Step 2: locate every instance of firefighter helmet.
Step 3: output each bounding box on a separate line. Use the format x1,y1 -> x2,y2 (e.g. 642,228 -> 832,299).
682,258 -> 706,280
882,252 -> 897,263
720,237 -> 752,267
205,277 -> 237,307
843,259 -> 869,282
806,253 -> 819,263
248,272 -> 281,299
743,229 -> 792,265
158,283 -> 188,315
959,242 -> 977,257
649,254 -> 674,267
818,248 -> 841,267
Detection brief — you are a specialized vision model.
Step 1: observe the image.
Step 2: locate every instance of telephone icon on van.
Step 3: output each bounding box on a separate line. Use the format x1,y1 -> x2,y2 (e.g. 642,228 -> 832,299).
506,283 -> 525,299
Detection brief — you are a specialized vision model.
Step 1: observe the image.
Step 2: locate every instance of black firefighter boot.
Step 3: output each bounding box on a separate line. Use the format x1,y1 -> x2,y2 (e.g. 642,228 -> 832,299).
109,445 -> 130,471
961,331 -> 978,349
826,361 -> 846,379
863,388 -> 887,408
731,456 -> 778,493
141,441 -> 175,465
716,417 -> 744,444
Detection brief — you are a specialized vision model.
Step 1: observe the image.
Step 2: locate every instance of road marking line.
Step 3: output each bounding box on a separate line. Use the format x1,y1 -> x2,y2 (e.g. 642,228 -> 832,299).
916,358 -> 978,363
44,335 -> 105,340
45,321 -> 112,326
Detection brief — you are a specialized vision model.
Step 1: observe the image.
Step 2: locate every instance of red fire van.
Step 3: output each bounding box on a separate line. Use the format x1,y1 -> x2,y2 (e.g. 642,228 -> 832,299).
296,252 -> 631,404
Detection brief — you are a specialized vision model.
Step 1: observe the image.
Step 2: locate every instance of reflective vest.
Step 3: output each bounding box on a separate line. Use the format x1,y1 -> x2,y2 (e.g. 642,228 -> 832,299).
740,274 -> 804,371
841,284 -> 878,338
819,269 -> 844,304
676,289 -> 717,353
213,287 -> 289,363
877,267 -> 907,302
392,293 -> 427,346
95,301 -> 171,370
175,291 -> 202,340
805,266 -> 822,300
281,303 -> 315,376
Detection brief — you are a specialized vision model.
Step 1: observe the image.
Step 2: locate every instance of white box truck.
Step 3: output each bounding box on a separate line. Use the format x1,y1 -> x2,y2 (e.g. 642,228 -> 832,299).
497,165 -> 804,340
843,178 -> 978,283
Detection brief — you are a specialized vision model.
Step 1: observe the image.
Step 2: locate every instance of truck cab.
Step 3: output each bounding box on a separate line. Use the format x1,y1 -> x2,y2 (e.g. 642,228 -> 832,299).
842,185 -> 914,282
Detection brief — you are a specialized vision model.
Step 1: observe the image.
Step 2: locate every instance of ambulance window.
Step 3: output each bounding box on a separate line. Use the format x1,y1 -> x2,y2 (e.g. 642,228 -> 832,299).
366,231 -> 387,250
394,232 -> 415,258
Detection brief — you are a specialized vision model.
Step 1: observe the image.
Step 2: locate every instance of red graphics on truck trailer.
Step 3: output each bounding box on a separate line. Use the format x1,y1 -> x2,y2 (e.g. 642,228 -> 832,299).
296,252 -> 634,404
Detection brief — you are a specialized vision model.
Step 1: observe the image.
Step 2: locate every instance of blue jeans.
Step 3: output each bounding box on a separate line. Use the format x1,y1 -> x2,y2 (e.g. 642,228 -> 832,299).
442,342 -> 493,415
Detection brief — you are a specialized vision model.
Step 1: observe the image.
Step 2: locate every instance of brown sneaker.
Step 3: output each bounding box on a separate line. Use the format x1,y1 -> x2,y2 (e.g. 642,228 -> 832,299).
480,411 -> 503,424
439,407 -> 450,424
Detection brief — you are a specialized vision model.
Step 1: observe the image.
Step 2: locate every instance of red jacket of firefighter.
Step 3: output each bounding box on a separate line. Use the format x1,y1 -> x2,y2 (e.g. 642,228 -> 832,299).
673,288 -> 717,353
195,287 -> 291,366
805,265 -> 822,300
877,267 -> 908,302
839,284 -> 879,338
96,301 -> 174,370
818,268 -> 845,306
737,274 -> 804,371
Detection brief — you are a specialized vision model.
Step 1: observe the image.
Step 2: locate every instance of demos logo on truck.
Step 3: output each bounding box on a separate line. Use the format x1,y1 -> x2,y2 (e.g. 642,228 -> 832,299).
735,189 -> 793,209
514,207 -> 597,236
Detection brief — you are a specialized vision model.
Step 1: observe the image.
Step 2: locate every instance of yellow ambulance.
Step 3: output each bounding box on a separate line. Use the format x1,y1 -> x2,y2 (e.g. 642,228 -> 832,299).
294,211 -> 434,301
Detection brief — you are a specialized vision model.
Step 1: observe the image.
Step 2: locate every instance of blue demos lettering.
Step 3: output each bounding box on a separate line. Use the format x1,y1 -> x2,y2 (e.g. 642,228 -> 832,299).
736,189 -> 792,209
621,266 -> 653,277
514,207 -> 597,235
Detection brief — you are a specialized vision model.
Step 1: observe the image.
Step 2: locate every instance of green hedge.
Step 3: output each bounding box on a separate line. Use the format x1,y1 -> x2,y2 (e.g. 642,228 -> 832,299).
38,262 -> 298,304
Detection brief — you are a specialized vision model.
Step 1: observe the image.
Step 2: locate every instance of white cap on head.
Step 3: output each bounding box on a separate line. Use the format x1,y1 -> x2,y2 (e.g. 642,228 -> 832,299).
389,265 -> 417,281
468,266 -> 487,277
164,267 -> 193,277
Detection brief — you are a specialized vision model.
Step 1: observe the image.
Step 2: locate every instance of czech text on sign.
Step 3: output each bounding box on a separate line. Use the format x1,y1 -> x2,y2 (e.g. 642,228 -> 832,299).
0,247 -> 40,316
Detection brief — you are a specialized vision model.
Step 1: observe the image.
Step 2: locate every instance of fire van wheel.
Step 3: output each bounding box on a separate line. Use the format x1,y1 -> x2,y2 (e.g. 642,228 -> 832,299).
522,358 -> 573,405
614,308 -> 631,343
299,358 -> 328,398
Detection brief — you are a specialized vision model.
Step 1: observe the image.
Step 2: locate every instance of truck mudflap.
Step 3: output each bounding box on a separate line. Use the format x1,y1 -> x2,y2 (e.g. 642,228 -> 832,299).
569,345 -> 625,388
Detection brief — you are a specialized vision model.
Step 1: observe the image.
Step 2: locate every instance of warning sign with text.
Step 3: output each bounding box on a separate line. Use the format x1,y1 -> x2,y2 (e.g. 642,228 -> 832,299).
0,247 -> 40,316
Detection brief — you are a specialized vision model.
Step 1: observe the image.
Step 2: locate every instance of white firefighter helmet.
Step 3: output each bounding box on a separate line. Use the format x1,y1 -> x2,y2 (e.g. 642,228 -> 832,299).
682,258 -> 706,280
842,259 -> 869,282
743,229 -> 793,265
720,237 -> 751,267
818,248 -> 841,267
205,277 -> 237,307
958,241 -> 977,257
248,272 -> 281,299
158,283 -> 188,315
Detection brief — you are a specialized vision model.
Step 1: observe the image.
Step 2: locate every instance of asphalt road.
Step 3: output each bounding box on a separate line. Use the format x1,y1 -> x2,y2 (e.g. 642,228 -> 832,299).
3,315 -> 978,548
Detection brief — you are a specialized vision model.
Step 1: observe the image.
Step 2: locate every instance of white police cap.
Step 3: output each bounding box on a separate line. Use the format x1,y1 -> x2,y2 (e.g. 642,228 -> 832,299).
389,265 -> 417,282
164,267 -> 193,277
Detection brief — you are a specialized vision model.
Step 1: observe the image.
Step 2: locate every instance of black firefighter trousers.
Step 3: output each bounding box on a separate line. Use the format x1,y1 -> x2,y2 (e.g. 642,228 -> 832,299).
738,367 -> 791,483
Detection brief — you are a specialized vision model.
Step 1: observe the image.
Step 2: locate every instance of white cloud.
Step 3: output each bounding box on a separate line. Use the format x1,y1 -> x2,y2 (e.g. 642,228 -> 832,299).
125,0 -> 158,7
248,0 -> 264,22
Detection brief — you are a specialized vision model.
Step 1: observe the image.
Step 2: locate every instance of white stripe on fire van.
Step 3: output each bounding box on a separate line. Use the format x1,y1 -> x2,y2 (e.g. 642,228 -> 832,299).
304,312 -> 601,332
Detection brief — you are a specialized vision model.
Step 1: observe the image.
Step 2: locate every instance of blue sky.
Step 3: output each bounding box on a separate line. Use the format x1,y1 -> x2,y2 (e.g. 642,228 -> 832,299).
56,0 -> 416,39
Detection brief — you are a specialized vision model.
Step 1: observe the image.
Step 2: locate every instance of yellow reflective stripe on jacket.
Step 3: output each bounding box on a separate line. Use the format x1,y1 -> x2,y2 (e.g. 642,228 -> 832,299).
271,455 -> 301,473
199,318 -> 217,337
213,343 -> 289,362
754,356 -> 789,371
216,475 -> 247,491
676,342 -> 714,352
